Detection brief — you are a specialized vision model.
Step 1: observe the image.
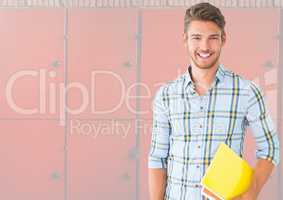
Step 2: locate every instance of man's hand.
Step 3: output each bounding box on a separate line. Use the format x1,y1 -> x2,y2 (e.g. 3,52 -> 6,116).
148,168 -> 167,200
232,187 -> 258,200
232,158 -> 275,200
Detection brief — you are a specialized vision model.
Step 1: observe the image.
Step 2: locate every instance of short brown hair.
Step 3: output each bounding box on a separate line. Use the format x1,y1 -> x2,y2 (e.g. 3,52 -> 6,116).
184,3 -> 226,39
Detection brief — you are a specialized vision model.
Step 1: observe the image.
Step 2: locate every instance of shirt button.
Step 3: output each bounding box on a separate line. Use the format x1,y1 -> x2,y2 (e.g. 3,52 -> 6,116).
200,106 -> 204,110
195,184 -> 200,188
199,124 -> 203,128
196,165 -> 200,168
197,145 -> 201,149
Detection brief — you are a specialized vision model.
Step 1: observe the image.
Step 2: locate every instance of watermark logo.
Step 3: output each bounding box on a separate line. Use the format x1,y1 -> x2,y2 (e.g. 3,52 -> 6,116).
5,68 -> 177,125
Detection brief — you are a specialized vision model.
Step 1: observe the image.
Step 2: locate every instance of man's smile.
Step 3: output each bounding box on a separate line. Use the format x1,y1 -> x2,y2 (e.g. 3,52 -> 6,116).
197,52 -> 213,59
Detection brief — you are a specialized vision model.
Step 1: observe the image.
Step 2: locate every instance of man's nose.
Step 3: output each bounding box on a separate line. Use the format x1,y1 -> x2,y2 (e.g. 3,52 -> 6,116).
199,39 -> 210,51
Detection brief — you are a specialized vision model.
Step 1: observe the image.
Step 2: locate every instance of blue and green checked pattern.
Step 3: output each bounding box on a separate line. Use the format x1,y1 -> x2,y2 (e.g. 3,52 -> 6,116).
148,64 -> 280,200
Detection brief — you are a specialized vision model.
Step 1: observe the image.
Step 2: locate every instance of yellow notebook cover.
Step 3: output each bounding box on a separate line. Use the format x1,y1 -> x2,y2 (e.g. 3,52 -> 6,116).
201,142 -> 254,200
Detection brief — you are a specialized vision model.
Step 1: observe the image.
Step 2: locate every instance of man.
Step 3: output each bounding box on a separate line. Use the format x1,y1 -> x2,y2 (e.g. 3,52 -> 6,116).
148,2 -> 280,200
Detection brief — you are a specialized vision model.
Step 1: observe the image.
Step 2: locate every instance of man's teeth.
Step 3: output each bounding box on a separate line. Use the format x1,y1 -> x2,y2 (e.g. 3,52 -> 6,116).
198,53 -> 211,58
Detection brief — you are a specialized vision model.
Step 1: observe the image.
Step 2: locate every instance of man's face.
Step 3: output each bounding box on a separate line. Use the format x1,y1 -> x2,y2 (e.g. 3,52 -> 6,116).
184,20 -> 226,70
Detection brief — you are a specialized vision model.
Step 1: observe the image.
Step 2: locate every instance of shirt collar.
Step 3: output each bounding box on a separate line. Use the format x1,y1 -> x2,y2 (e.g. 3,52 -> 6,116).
184,64 -> 225,90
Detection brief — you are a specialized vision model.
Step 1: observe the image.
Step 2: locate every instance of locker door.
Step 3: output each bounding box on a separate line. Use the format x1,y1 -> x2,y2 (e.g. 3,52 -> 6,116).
140,9 -> 188,200
0,9 -> 65,200
67,9 -> 138,200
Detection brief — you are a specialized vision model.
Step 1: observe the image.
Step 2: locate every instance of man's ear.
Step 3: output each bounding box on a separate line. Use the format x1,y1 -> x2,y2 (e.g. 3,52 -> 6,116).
183,33 -> 188,47
221,31 -> 226,45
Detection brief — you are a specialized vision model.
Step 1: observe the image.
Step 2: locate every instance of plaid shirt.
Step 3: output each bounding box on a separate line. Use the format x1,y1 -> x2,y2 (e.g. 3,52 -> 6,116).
148,64 -> 280,200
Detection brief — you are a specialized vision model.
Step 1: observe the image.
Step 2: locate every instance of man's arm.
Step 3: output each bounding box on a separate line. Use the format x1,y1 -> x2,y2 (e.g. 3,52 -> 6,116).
148,168 -> 167,200
148,85 -> 171,200
233,159 -> 274,200
235,81 -> 280,199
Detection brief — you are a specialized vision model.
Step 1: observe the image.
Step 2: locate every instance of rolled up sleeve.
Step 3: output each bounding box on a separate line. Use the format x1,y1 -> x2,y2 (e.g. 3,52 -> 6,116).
148,85 -> 171,169
246,81 -> 280,166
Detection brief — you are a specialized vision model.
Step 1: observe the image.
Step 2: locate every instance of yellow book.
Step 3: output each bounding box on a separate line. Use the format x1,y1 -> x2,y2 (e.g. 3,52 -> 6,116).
201,142 -> 254,200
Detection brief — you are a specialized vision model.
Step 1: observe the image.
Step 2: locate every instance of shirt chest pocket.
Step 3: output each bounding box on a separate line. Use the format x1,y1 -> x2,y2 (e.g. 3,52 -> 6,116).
169,96 -> 201,136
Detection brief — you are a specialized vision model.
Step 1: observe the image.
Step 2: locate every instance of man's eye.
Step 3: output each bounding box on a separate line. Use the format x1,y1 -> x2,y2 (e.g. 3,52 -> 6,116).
192,37 -> 201,40
210,37 -> 219,40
